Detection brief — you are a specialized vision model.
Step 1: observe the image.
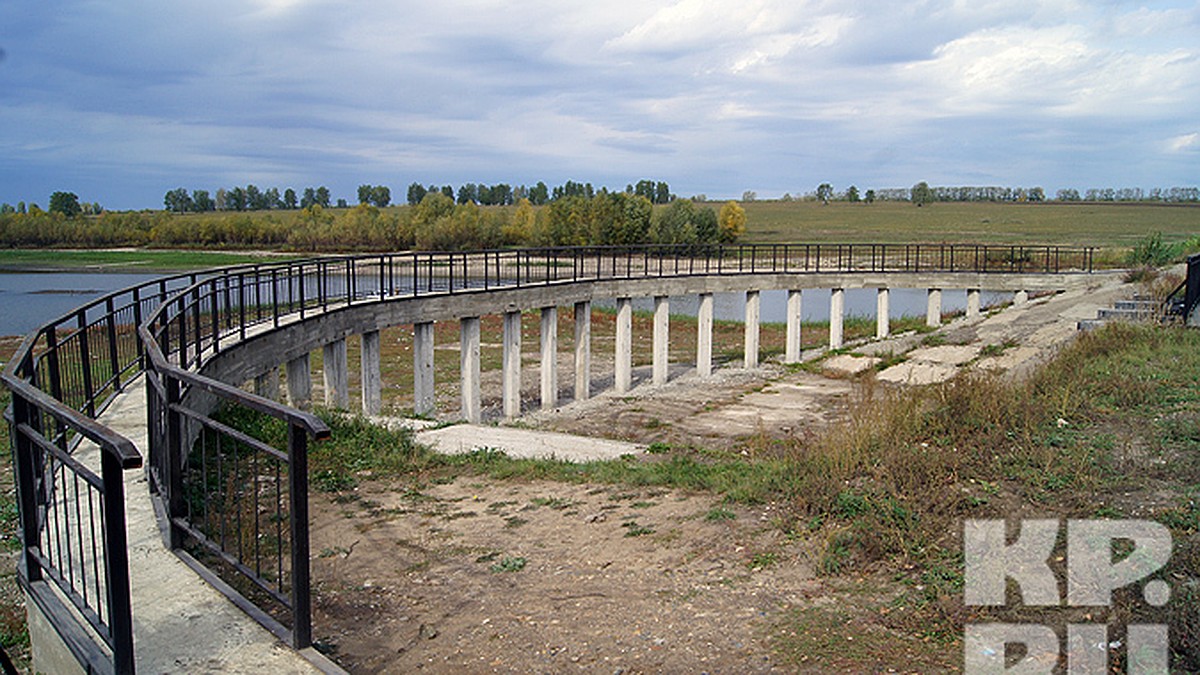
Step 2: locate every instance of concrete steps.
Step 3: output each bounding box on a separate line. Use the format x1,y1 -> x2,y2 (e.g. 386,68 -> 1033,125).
1078,295 -> 1161,331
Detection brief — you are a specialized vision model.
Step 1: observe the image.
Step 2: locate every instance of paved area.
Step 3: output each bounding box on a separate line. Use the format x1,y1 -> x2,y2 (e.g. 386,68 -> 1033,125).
415,424 -> 644,461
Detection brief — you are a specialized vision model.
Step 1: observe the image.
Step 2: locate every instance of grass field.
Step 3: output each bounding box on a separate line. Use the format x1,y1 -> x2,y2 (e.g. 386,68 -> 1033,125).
740,200 -> 1200,247
0,249 -> 298,271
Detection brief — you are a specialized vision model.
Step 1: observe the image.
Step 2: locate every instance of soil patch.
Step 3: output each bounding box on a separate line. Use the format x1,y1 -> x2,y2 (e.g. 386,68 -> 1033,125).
310,479 -> 815,673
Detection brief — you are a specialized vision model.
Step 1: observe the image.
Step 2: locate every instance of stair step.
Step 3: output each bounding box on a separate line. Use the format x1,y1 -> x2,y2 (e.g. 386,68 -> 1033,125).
1114,300 -> 1158,310
1097,307 -> 1155,320
1077,319 -> 1107,331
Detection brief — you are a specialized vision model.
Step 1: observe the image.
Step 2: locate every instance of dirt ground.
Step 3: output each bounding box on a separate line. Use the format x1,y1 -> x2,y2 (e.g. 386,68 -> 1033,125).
310,480 -> 814,673
307,273 -> 1137,673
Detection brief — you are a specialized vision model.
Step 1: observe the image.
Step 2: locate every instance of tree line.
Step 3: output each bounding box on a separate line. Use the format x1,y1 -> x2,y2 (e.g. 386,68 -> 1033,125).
754,183 -> 1200,204
0,192 -> 746,252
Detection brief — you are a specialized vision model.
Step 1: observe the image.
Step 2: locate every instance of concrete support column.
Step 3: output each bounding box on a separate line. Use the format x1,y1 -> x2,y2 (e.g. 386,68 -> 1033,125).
360,330 -> 382,415
460,317 -> 481,423
967,288 -> 982,319
926,288 -> 943,328
413,322 -> 435,416
502,310 -> 522,419
323,338 -> 349,409
876,288 -> 890,339
744,290 -> 760,368
540,307 -> 558,408
697,293 -> 714,377
286,353 -> 311,410
830,288 -> 845,349
785,290 -> 802,364
574,301 -> 591,401
1014,289 -> 1029,306
254,367 -> 280,401
653,296 -> 669,385
615,298 -> 632,394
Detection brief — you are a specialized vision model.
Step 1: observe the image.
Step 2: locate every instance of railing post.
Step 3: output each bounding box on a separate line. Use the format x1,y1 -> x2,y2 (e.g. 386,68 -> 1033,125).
288,423 -> 312,650
77,310 -> 96,416
105,296 -> 121,389
101,448 -> 136,675
164,374 -> 185,550
11,394 -> 44,584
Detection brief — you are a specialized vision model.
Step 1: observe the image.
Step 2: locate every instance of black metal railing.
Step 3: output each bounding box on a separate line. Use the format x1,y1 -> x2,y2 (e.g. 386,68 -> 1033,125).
139,348 -> 328,649
3,354 -> 141,674
0,241 -> 1095,672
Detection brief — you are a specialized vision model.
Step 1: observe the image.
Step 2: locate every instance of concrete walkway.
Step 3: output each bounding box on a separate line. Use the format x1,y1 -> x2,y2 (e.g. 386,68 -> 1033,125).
96,382 -> 338,674
415,423 -> 645,462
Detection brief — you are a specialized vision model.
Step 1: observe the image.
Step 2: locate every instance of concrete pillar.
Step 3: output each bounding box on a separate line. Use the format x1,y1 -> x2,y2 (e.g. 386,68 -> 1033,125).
360,330 -> 382,415
574,301 -> 591,401
1014,289 -> 1029,306
286,353 -> 311,410
323,338 -> 349,409
967,288 -> 982,319
254,367 -> 280,401
502,310 -> 522,419
540,306 -> 558,408
926,288 -> 943,328
413,321 -> 435,416
653,296 -> 669,385
615,297 -> 632,394
744,290 -> 760,368
830,288 -> 845,349
697,293 -> 714,377
785,290 -> 802,364
460,317 -> 481,423
876,288 -> 890,339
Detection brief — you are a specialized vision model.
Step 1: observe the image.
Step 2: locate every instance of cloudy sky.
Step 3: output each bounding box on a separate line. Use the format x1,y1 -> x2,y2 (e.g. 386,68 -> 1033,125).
1,0 -> 1197,210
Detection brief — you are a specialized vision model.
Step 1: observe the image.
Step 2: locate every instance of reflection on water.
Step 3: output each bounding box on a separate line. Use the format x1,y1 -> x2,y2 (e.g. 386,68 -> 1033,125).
0,272 -> 163,336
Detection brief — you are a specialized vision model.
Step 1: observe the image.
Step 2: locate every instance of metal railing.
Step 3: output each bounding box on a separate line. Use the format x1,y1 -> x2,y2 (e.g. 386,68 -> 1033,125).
0,241 -> 1094,672
0,271 -> 211,675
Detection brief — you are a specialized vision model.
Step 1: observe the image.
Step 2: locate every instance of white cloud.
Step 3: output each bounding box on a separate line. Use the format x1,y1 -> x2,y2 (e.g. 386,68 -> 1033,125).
1168,132 -> 1199,153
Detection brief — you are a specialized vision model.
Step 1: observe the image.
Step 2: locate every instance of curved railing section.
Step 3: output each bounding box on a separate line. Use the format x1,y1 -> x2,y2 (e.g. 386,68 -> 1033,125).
2,242 -> 1095,673
1,271 -> 212,674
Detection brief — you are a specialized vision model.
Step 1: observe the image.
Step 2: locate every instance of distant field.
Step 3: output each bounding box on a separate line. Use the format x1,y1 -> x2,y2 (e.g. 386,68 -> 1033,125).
739,201 -> 1200,247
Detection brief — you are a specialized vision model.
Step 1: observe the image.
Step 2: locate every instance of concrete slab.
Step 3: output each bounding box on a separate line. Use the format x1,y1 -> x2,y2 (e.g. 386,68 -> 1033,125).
876,361 -> 960,385
906,344 -> 981,366
416,424 -> 644,462
822,354 -> 880,376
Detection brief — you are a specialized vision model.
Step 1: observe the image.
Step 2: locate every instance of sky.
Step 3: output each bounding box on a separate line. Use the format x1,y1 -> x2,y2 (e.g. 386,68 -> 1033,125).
1,0 -> 1197,210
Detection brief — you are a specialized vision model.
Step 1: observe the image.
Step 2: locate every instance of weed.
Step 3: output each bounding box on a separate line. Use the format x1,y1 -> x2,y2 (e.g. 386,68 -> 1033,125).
622,521 -> 655,537
489,556 -> 527,573
705,507 -> 736,521
748,551 -> 779,570
646,441 -> 671,454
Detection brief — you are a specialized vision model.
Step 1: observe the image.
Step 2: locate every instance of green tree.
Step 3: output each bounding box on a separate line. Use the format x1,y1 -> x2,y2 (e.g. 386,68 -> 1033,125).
370,185 -> 391,208
846,185 -> 860,203
911,181 -> 933,206
407,182 -> 427,205
816,183 -> 834,205
192,189 -> 214,212
50,191 -> 82,217
529,181 -> 549,205
357,184 -> 373,204
163,188 -> 191,213
864,189 -> 876,204
315,186 -> 331,208
283,188 -> 297,209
